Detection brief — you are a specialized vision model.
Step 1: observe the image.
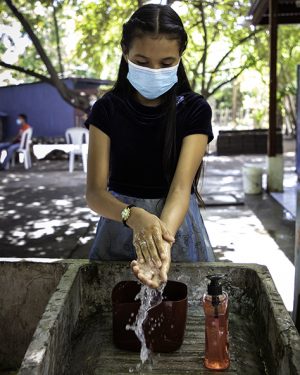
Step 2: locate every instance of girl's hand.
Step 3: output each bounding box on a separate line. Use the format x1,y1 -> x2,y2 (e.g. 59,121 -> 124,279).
131,241 -> 171,288
127,207 -> 175,267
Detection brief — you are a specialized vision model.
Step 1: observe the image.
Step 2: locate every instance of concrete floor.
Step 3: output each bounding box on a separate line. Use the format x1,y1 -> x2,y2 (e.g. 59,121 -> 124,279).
0,159 -> 95,259
201,140 -> 296,311
0,141 -> 296,310
202,151 -> 295,264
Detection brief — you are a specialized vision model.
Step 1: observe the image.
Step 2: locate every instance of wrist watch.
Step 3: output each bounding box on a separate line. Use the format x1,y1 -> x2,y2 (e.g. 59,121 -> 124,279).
121,204 -> 136,227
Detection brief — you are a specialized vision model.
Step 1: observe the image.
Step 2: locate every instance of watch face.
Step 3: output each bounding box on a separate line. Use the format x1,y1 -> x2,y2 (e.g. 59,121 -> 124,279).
121,207 -> 130,221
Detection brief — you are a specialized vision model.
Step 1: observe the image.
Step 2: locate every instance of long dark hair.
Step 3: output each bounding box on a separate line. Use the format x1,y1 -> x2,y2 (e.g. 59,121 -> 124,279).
111,4 -> 205,206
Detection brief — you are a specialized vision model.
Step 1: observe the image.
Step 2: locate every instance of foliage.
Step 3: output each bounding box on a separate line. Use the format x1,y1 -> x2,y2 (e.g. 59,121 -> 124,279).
74,0 -> 138,78
0,0 -> 299,131
240,23 -> 300,133
74,0 -> 262,98
177,1 -> 259,96
0,0 -> 90,109
277,24 -> 300,134
0,1 -> 68,81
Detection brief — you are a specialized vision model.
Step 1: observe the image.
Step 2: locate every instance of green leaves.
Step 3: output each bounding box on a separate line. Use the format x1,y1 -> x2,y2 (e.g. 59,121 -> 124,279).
1,0 -> 299,131
74,0 -> 136,79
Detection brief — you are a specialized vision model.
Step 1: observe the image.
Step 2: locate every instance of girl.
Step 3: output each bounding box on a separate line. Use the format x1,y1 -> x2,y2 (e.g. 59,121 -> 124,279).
85,4 -> 214,288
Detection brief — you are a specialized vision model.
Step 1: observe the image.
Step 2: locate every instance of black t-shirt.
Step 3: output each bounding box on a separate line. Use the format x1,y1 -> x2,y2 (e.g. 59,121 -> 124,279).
85,91 -> 214,198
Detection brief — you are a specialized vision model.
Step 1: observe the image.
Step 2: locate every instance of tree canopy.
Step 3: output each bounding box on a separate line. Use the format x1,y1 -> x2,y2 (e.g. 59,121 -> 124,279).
0,0 -> 299,132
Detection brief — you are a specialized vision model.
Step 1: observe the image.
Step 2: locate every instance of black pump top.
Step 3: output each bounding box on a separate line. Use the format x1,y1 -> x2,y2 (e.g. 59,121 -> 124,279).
206,274 -> 225,296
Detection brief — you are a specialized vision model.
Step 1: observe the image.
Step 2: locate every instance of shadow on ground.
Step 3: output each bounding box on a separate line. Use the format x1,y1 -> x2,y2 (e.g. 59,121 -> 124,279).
0,149 -> 295,265
0,160 -> 98,258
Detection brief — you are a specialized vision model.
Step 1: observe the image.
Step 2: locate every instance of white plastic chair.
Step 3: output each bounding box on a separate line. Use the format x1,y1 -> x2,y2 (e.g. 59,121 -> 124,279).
10,127 -> 33,169
65,127 -> 89,173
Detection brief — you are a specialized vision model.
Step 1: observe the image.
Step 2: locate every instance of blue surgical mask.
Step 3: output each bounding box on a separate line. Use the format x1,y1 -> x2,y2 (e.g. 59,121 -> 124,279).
127,59 -> 180,100
16,119 -> 22,125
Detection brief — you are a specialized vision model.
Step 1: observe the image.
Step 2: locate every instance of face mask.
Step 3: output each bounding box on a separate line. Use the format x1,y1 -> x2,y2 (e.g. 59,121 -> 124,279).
16,119 -> 22,125
127,59 -> 180,100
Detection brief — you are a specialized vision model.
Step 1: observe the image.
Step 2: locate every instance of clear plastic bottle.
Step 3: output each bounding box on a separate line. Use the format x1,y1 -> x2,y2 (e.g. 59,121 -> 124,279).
202,274 -> 230,370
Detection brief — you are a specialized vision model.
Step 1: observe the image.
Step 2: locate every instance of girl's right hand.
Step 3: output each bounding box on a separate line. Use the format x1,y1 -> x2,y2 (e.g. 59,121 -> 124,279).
127,207 -> 175,268
131,240 -> 172,288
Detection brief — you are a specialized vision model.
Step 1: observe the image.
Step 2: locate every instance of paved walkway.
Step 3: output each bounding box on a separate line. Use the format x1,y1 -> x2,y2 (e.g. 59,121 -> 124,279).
0,159 -> 94,259
201,146 -> 296,311
0,140 -> 296,310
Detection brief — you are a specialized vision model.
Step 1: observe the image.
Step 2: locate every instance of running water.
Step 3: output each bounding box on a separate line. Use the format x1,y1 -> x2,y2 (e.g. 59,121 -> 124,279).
126,282 -> 166,366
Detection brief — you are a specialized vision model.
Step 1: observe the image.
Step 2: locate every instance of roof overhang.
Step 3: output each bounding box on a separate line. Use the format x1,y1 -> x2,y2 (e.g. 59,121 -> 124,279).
248,0 -> 300,25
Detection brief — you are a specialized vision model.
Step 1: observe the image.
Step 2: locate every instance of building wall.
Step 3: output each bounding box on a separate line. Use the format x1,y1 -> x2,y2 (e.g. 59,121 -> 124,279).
0,80 -> 75,140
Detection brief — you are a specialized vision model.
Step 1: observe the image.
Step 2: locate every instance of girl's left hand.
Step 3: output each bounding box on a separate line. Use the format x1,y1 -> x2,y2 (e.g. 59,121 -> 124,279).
127,207 -> 175,268
131,240 -> 171,288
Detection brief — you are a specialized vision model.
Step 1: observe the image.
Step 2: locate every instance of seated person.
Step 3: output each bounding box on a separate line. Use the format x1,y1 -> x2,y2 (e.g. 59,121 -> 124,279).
0,113 -> 31,170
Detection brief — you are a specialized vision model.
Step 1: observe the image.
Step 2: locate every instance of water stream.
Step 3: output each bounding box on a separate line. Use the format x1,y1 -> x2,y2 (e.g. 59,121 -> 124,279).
126,282 -> 166,369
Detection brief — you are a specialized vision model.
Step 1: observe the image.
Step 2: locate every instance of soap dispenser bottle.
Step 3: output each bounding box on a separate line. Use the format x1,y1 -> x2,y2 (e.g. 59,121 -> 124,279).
202,274 -> 230,370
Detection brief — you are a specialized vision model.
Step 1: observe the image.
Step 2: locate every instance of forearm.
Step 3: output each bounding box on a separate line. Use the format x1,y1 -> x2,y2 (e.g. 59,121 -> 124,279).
86,187 -> 132,222
13,131 -> 21,143
160,188 -> 190,237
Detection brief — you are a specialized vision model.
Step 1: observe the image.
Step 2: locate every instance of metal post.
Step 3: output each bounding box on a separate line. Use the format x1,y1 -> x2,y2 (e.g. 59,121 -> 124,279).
268,0 -> 277,157
294,65 -> 300,332
297,65 -> 300,177
294,185 -> 300,331
267,0 -> 283,192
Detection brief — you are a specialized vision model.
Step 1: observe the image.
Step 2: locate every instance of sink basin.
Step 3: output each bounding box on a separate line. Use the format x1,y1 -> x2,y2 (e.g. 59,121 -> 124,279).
0,259 -> 299,375
0,259 -> 68,375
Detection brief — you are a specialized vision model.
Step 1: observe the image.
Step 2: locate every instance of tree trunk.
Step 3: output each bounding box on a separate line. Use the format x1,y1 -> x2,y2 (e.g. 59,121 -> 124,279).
199,1 -> 208,96
0,61 -> 52,84
232,80 -> 240,126
4,0 -> 90,111
285,94 -> 297,135
52,1 -> 64,77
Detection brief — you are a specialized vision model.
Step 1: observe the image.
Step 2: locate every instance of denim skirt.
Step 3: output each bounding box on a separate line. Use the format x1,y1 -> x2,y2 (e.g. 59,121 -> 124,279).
88,190 -> 215,262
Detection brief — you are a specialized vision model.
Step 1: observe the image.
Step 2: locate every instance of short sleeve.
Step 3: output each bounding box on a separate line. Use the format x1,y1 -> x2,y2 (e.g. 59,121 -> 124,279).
182,94 -> 214,144
84,94 -> 111,137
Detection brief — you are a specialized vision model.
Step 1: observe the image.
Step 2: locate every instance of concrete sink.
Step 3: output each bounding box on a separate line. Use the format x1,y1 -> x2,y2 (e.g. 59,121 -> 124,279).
0,259 -> 299,374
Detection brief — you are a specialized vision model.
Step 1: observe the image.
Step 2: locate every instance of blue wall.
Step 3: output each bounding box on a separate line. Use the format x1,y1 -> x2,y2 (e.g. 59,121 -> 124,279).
0,79 -> 75,139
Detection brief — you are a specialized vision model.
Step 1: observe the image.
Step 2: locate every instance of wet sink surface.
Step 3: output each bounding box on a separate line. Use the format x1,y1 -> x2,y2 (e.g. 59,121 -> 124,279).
0,260 -> 68,375
65,306 -> 266,375
14,261 -> 300,375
